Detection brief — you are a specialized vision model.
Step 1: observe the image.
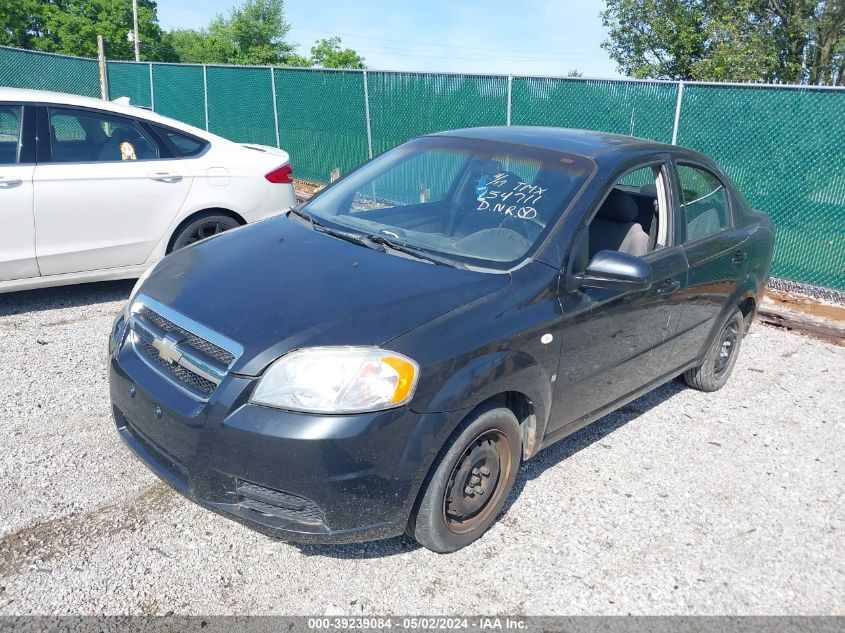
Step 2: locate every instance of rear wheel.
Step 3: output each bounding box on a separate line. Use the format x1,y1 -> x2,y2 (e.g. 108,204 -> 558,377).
684,309 -> 745,392
408,405 -> 521,553
169,212 -> 240,253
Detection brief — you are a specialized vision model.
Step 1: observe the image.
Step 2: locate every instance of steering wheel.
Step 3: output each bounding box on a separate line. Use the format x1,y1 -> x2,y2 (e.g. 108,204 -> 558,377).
497,213 -> 545,242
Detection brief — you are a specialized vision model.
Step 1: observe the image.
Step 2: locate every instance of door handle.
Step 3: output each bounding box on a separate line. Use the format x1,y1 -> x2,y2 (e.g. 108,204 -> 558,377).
0,179 -> 22,189
657,279 -> 681,296
732,250 -> 747,265
148,173 -> 183,183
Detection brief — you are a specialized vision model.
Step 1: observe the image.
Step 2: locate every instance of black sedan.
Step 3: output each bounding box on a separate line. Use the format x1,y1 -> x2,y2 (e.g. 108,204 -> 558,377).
108,127 -> 775,552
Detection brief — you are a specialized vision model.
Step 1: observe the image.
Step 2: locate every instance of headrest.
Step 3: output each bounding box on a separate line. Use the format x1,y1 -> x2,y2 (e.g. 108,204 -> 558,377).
112,126 -> 141,142
597,189 -> 638,222
473,159 -> 502,174
640,183 -> 657,198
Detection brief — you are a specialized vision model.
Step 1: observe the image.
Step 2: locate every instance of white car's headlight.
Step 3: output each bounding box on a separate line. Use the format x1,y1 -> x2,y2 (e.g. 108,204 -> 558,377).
251,347 -> 419,414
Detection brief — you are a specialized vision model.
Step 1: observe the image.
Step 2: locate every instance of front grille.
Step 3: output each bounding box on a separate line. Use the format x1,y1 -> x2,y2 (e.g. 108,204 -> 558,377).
135,330 -> 217,396
139,306 -> 235,366
236,480 -> 324,525
126,296 -> 242,400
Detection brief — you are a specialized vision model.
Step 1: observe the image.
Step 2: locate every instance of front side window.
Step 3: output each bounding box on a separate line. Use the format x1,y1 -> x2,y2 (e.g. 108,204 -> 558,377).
677,164 -> 731,241
0,105 -> 23,165
48,107 -> 160,163
576,164 -> 670,268
304,137 -> 593,269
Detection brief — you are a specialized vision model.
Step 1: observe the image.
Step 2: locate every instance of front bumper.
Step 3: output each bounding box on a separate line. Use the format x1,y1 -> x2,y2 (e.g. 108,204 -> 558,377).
108,317 -> 465,544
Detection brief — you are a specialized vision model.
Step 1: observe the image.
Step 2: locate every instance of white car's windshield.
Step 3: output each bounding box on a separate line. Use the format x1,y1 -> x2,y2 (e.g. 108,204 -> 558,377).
303,136 -> 593,269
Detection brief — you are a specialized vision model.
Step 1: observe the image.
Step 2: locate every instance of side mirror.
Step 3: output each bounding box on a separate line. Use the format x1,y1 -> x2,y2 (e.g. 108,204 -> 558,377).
574,250 -> 652,292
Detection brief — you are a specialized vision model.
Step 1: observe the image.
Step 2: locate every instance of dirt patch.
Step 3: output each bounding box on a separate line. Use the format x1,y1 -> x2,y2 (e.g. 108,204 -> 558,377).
294,180 -> 324,198
765,288 -> 845,323
0,483 -> 177,577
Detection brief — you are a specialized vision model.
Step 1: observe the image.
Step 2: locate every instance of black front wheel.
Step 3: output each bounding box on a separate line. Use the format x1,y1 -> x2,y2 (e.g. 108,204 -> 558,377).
169,212 -> 240,253
408,405 -> 522,553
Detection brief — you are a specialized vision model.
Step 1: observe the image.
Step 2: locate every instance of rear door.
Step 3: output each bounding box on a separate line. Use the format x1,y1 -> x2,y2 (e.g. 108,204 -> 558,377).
0,103 -> 39,282
33,105 -> 193,276
665,162 -> 749,371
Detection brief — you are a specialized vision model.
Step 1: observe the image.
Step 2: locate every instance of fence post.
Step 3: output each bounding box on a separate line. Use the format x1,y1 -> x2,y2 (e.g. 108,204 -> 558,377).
270,67 -> 280,148
96,35 -> 108,100
149,62 -> 155,111
506,75 -> 513,126
363,69 -> 374,160
202,65 -> 209,131
671,80 -> 685,145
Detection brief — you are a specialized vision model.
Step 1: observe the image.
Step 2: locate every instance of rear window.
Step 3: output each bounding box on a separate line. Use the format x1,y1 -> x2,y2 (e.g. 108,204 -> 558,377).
156,127 -> 207,157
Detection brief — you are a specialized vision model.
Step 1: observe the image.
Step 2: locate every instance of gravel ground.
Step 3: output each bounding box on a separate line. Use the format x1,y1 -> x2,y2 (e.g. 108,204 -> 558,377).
0,281 -> 843,616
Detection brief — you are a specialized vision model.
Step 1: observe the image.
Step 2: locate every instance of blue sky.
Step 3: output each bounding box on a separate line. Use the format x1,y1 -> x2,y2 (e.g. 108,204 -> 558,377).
155,0 -> 622,78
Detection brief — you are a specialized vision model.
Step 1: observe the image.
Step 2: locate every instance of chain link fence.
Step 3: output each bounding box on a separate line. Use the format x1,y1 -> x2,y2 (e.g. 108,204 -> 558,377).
1,45 -> 843,291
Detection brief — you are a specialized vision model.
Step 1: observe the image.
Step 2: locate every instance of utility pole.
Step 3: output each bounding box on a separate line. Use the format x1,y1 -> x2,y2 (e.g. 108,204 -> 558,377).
97,35 -> 109,99
132,0 -> 140,61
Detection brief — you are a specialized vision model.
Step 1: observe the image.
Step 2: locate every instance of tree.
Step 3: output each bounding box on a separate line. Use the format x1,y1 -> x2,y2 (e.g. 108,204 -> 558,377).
601,0 -> 845,85
309,37 -> 366,69
167,0 -> 296,66
0,0 -> 171,61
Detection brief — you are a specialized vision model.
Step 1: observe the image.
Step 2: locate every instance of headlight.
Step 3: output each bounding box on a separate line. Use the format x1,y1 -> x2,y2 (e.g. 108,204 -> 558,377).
122,264 -> 155,320
250,347 -> 419,414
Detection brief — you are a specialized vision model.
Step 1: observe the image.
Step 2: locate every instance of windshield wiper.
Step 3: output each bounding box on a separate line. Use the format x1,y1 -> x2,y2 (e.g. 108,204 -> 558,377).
288,205 -> 315,229
289,207 -> 385,252
367,235 -> 463,268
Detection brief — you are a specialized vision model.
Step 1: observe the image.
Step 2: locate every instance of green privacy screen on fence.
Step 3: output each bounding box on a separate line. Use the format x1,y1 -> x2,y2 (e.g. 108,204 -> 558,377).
0,46 -> 843,290
274,68 -> 368,183
151,63 -> 205,130
511,77 -> 679,143
676,85 -> 845,289
366,73 -> 509,155
0,47 -> 100,97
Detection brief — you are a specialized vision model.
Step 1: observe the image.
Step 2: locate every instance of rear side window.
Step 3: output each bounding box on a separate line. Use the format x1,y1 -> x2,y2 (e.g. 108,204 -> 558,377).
47,107 -> 160,163
155,126 -> 207,157
0,105 -> 23,165
678,164 -> 731,241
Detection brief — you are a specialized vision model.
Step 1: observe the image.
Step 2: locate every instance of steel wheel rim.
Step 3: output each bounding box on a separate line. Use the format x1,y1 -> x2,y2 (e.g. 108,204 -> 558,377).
184,220 -> 231,246
442,429 -> 513,535
714,322 -> 738,378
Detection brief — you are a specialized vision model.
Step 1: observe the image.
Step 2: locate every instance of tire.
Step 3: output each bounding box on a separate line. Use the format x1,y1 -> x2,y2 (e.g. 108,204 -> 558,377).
684,309 -> 745,392
169,212 -> 241,253
408,405 -> 522,553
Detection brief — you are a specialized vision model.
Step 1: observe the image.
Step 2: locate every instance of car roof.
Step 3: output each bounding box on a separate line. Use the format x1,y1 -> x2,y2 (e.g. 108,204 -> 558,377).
0,87 -> 216,140
430,126 -> 687,160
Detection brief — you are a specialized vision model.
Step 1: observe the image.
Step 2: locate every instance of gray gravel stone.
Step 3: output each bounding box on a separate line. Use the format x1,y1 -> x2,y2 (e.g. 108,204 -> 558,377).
0,281 -> 843,615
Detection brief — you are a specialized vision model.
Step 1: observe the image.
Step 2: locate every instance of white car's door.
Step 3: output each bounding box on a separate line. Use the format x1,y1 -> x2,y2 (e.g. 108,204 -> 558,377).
33,106 -> 193,276
0,104 -> 38,282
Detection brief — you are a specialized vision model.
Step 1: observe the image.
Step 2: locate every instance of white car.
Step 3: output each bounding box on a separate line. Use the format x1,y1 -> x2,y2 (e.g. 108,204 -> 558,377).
0,87 -> 296,293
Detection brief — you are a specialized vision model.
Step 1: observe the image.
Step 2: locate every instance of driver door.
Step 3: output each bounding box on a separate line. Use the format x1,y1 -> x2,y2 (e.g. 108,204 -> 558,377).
547,159 -> 688,435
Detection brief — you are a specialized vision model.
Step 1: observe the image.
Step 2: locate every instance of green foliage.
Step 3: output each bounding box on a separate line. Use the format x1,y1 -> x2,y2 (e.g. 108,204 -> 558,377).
601,0 -> 845,84
166,0 -> 293,65
283,53 -> 312,67
0,0 -> 171,61
309,37 -> 366,69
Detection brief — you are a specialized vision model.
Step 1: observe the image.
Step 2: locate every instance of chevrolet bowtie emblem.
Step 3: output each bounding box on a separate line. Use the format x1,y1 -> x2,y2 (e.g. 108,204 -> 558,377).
152,333 -> 183,366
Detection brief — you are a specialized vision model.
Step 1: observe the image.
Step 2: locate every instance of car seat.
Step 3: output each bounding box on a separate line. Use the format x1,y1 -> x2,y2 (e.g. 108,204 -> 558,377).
588,189 -> 649,258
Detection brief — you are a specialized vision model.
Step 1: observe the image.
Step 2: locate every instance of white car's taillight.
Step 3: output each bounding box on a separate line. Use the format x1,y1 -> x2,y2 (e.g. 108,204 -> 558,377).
265,164 -> 293,184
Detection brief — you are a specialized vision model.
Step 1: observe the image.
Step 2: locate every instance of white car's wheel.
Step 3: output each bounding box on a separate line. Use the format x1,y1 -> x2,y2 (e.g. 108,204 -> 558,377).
169,212 -> 241,253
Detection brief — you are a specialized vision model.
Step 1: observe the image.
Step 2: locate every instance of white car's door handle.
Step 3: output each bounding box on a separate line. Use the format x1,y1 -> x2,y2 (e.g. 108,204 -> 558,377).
148,172 -> 184,184
0,178 -> 23,189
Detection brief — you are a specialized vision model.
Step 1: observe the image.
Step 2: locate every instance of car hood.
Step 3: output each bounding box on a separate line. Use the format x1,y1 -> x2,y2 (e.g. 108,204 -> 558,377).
140,214 -> 510,376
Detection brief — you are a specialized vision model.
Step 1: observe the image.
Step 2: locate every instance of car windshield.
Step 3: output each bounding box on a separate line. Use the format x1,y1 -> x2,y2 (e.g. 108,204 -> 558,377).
302,136 -> 593,270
